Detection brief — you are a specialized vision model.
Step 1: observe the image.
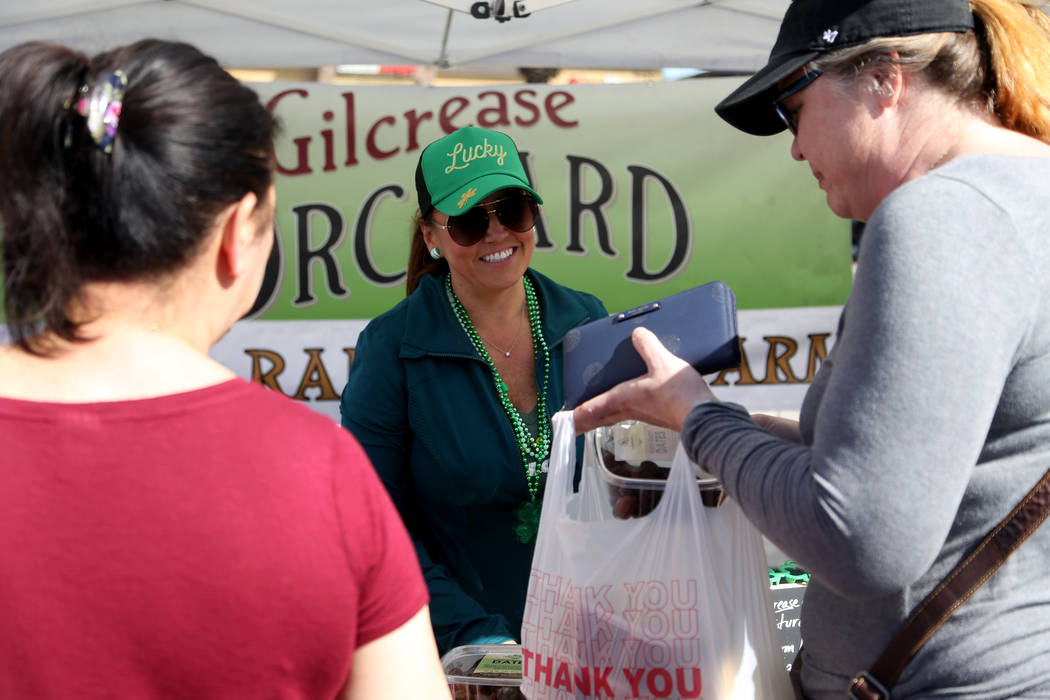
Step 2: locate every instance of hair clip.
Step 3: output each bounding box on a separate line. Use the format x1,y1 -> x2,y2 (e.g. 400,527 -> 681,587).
75,69 -> 128,154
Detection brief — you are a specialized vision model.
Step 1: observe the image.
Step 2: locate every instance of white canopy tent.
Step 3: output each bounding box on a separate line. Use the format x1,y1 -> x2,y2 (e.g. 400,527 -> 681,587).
0,0 -> 787,71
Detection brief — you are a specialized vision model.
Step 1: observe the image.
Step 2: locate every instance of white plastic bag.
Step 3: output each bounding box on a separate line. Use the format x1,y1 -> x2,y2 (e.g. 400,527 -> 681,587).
521,411 -> 791,699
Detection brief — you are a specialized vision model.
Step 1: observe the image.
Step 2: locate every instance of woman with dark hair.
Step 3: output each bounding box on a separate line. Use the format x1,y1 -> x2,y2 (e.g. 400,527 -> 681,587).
0,39 -> 449,699
576,0 -> 1050,697
341,126 -> 607,654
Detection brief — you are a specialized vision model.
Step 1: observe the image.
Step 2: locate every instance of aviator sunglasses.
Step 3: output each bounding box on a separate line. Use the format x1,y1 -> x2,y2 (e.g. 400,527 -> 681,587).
430,190 -> 540,247
773,68 -> 823,135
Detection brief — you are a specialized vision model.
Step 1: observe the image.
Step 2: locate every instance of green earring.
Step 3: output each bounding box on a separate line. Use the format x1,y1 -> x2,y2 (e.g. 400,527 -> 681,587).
430,247 -> 441,260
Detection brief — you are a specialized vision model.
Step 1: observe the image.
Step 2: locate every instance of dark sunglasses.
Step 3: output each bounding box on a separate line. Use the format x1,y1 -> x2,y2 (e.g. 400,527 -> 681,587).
430,190 -> 539,247
773,68 -> 823,135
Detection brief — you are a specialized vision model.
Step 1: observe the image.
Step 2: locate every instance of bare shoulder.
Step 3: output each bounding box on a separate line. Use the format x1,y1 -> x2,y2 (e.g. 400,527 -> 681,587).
0,343 -> 54,400
0,334 -> 234,402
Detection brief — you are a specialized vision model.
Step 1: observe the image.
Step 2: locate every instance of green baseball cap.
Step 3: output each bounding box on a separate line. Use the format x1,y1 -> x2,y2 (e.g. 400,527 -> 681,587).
415,126 -> 543,216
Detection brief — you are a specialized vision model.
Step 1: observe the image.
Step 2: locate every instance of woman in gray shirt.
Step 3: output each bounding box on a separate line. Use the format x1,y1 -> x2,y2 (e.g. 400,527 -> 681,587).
575,0 -> 1050,697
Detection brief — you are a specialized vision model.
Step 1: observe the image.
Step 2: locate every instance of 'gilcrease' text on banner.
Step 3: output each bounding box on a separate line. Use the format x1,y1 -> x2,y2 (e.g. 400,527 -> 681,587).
201,78 -> 851,418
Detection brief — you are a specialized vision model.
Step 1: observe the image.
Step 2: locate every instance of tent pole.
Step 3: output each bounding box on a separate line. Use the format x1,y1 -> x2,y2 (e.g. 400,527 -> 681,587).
437,9 -> 453,68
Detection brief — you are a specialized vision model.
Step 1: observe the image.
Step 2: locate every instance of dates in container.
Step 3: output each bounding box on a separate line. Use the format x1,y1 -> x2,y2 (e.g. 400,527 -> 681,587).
442,644 -> 525,700
592,421 -> 724,517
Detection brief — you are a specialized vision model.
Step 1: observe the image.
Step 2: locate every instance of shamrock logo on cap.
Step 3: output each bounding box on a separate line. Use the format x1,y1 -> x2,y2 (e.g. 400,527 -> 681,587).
458,187 -> 478,210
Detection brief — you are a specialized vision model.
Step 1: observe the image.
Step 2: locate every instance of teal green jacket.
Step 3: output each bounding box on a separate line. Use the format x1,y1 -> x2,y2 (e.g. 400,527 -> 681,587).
340,268 -> 606,654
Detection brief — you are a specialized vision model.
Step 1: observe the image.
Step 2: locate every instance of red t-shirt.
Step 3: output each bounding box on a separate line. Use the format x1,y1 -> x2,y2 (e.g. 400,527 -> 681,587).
0,379 -> 427,698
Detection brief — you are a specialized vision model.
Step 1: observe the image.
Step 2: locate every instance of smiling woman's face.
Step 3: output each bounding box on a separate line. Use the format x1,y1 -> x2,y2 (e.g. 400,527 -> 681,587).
423,188 -> 535,301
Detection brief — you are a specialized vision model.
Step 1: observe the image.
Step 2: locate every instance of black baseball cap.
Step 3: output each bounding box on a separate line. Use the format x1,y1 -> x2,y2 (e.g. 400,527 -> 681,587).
715,0 -> 974,136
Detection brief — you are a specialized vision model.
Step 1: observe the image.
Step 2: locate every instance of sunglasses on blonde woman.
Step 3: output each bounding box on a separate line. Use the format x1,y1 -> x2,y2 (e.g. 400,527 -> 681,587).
773,68 -> 823,135
429,190 -> 539,247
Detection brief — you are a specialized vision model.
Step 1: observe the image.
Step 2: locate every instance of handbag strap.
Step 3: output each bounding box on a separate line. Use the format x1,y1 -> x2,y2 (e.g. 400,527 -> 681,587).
848,465 -> 1050,700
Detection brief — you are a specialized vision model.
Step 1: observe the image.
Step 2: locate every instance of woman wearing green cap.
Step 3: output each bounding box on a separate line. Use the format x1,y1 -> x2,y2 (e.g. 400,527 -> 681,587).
340,126 -> 607,654
575,0 -> 1050,698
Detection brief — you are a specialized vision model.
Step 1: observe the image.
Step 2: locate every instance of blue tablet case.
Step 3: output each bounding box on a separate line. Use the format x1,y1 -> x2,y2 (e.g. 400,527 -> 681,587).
561,280 -> 741,409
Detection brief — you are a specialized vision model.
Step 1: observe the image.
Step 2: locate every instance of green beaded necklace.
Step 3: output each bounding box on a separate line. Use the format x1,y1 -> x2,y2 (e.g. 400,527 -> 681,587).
446,273 -> 552,544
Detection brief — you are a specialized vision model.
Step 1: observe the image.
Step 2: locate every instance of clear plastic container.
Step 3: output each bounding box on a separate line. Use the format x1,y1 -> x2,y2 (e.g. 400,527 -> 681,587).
592,421 -> 724,516
442,643 -> 525,700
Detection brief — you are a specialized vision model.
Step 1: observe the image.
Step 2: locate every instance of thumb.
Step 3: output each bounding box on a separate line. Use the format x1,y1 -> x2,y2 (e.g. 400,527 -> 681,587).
631,326 -> 680,372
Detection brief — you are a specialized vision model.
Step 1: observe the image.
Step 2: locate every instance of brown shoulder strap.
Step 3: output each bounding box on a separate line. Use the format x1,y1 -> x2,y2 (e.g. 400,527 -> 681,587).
848,466 -> 1050,700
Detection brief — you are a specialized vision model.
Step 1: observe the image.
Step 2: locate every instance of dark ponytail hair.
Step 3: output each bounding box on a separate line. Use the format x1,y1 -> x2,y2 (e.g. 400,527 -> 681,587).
405,211 -> 448,296
0,39 -> 276,353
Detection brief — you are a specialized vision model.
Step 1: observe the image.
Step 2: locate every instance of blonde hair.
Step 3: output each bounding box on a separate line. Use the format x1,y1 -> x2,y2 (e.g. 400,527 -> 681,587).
812,0 -> 1050,142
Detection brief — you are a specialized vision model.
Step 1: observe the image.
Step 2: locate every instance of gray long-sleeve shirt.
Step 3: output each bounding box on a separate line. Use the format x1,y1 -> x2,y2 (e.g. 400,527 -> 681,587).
683,154 -> 1050,698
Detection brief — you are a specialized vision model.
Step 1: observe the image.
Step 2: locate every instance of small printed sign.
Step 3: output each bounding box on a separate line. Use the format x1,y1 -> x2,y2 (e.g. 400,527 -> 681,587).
473,654 -> 522,678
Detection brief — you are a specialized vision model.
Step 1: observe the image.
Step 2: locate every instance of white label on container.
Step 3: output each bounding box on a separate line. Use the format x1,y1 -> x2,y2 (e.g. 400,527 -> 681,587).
612,422 -> 647,462
644,426 -> 680,460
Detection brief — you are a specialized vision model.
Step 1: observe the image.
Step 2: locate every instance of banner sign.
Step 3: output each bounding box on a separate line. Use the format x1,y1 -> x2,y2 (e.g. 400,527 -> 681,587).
245,77 -> 852,320
2,79 -> 851,418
